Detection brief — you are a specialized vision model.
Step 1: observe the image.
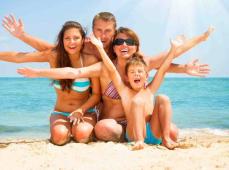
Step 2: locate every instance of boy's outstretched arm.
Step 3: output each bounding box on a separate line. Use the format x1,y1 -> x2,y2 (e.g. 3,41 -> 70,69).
149,40 -> 177,93
2,14 -> 54,51
89,33 -> 125,93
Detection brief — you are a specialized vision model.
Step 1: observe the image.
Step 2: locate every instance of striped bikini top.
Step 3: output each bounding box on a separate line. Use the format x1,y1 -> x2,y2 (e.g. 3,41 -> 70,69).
53,56 -> 91,92
103,81 -> 121,100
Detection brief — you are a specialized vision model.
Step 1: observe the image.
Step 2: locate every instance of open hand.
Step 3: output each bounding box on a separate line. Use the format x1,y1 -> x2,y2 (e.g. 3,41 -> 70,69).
89,33 -> 103,48
185,59 -> 210,77
68,108 -> 84,125
2,14 -> 24,38
171,34 -> 188,48
174,35 -> 187,46
202,26 -> 215,41
17,67 -> 40,78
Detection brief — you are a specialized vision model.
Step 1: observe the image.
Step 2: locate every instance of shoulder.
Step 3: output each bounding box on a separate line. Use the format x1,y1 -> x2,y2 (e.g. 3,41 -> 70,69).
82,54 -> 99,66
39,48 -> 56,57
46,49 -> 57,64
82,41 -> 101,59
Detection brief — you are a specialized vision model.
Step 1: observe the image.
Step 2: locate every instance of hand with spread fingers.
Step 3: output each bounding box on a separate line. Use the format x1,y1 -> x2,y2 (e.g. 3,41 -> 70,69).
185,59 -> 210,77
173,34 -> 187,47
89,33 -> 103,48
68,108 -> 84,125
202,26 -> 215,41
2,14 -> 25,38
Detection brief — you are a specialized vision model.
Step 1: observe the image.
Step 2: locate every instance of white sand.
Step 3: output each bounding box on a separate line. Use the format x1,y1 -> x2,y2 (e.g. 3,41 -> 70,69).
0,132 -> 228,170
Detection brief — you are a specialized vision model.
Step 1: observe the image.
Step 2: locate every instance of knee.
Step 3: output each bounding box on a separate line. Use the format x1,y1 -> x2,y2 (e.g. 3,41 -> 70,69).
51,125 -> 70,145
157,94 -> 170,103
157,94 -> 171,105
94,119 -> 122,142
72,122 -> 94,143
94,120 -> 113,140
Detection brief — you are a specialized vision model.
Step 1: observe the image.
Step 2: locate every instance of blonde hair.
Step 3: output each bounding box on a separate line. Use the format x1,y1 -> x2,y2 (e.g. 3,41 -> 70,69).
92,12 -> 117,29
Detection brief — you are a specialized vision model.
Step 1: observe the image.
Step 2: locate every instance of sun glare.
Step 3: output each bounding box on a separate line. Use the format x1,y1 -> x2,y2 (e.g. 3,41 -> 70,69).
165,0 -> 197,38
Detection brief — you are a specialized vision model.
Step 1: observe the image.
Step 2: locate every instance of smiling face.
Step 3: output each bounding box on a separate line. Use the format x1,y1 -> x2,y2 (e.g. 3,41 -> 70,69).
113,27 -> 140,60
127,63 -> 148,91
63,28 -> 84,55
113,33 -> 138,59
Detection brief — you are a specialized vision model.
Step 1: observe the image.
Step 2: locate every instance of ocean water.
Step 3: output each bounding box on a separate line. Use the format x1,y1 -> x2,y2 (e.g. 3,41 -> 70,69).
0,77 -> 229,140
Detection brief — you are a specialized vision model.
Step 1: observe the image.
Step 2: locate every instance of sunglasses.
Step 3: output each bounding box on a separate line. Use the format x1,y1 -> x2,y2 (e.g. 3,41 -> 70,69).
113,38 -> 136,46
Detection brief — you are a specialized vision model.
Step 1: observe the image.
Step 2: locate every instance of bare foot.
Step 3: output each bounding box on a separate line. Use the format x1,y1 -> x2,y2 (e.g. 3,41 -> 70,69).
131,141 -> 146,151
162,138 -> 178,150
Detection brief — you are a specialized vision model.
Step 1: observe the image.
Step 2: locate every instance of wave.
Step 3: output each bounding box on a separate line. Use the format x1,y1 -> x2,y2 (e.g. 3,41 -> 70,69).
179,128 -> 229,137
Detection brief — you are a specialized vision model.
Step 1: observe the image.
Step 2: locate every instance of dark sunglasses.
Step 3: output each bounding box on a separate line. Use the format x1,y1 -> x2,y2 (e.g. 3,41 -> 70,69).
113,38 -> 136,46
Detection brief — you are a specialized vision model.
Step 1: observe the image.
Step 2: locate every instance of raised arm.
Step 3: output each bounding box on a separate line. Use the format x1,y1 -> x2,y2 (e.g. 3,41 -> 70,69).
149,40 -> 177,93
166,59 -> 210,77
17,62 -> 102,79
89,34 -> 126,93
0,50 -> 51,63
2,14 -> 54,51
147,26 -> 214,71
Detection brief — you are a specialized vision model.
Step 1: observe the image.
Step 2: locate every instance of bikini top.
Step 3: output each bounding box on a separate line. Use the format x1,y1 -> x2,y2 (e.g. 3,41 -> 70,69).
103,73 -> 153,99
53,56 -> 91,92
103,81 -> 121,100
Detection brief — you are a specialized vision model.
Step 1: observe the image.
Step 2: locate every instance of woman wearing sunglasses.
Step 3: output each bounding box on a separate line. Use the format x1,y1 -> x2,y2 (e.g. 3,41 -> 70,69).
18,27 -> 213,146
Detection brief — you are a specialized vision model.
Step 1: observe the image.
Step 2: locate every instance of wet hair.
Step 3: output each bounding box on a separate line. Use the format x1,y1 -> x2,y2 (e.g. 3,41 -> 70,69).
54,21 -> 86,92
92,12 -> 117,29
125,54 -> 147,75
113,27 -> 140,51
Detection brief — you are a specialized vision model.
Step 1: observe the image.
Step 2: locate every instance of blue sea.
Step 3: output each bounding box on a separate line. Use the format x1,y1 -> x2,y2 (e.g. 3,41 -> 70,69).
0,77 -> 229,140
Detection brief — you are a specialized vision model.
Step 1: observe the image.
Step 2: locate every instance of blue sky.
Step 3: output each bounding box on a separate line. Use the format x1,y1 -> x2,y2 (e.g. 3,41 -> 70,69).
0,0 -> 228,77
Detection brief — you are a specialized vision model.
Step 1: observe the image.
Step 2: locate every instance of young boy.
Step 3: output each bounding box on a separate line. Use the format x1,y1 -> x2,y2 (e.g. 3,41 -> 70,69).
90,33 -> 179,150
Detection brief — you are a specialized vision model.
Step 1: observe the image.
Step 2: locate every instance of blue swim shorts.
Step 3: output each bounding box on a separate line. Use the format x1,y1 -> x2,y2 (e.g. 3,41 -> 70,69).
126,123 -> 162,144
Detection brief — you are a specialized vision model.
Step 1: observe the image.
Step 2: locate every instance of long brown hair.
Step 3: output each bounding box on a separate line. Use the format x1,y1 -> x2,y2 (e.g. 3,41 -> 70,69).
54,21 -> 86,91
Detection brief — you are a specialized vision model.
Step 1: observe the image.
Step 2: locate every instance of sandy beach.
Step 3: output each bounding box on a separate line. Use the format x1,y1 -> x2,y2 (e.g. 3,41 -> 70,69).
0,131 -> 228,170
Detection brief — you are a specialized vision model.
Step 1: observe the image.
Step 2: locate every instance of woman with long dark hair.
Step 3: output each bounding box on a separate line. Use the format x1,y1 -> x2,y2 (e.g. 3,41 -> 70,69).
0,21 -> 101,145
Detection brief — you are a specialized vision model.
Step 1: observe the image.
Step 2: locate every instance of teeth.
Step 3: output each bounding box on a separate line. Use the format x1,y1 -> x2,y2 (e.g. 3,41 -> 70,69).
121,48 -> 128,52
